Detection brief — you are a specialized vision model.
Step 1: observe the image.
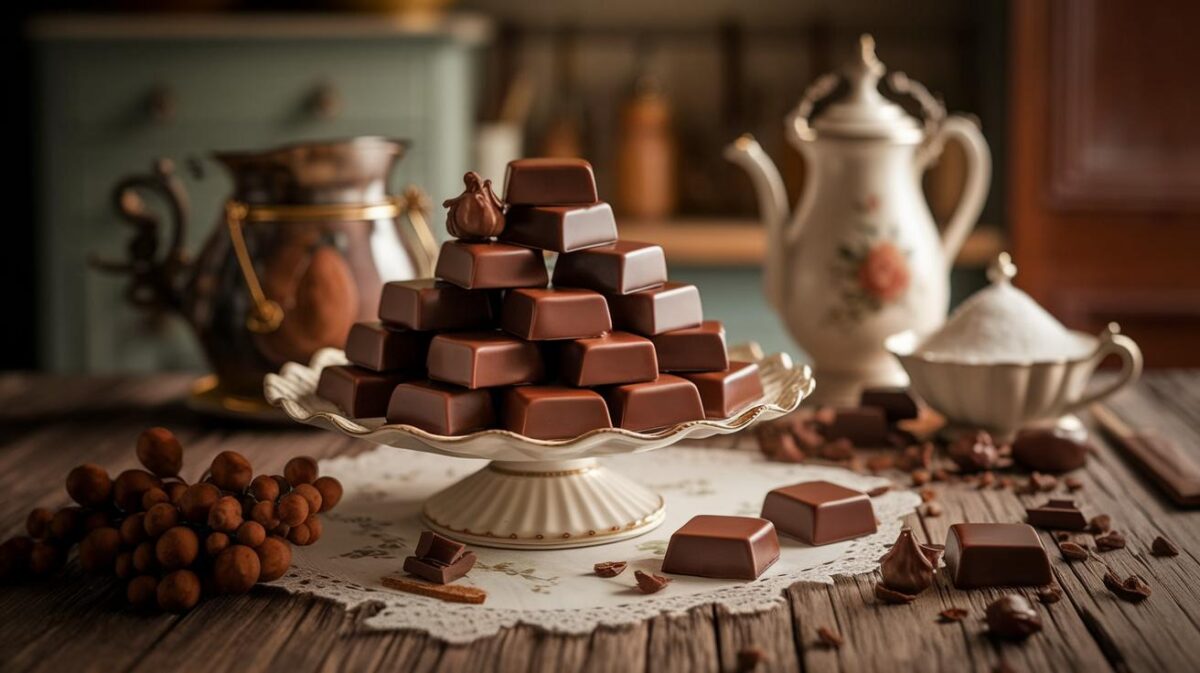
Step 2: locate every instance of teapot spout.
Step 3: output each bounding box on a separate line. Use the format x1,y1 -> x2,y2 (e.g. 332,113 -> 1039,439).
724,134 -> 790,312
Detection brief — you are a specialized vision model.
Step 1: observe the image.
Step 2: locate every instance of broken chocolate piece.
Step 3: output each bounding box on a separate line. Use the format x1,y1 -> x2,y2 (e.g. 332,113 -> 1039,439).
1059,541 -> 1090,561
938,608 -> 969,622
414,531 -> 466,565
403,551 -> 477,584
816,626 -> 843,649
826,407 -> 890,446
501,203 -> 617,252
874,582 -> 917,604
1025,498 -> 1089,531
760,480 -> 876,545
503,158 -> 598,206
1011,428 -> 1092,473
593,561 -> 628,577
859,387 -> 919,423
434,240 -> 549,290
317,365 -> 408,418
986,595 -> 1042,640
1095,530 -> 1126,551
651,321 -> 729,372
1151,536 -> 1179,557
1104,570 -> 1151,602
1037,585 -> 1063,604
944,523 -> 1052,588
1088,514 -> 1112,534
634,570 -> 670,594
661,515 -> 780,580
444,171 -> 505,239
551,240 -> 668,294
879,527 -> 935,595
947,430 -> 1001,472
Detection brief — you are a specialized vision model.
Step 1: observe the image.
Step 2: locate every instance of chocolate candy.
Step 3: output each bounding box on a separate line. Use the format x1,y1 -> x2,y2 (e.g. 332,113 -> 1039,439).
403,531 -> 476,584
607,282 -> 703,336
1025,498 -> 1088,531
316,365 -> 407,418
826,407 -> 890,446
943,523 -> 1052,589
386,381 -> 495,435
604,375 -> 705,432
760,481 -> 877,545
501,386 -> 612,440
503,158 -> 598,206
681,361 -> 764,419
661,515 -> 780,580
559,332 -> 658,387
501,288 -> 612,341
378,279 -> 495,331
426,332 -> 544,389
551,241 -> 668,295
443,171 -> 505,240
501,203 -> 618,252
344,322 -> 429,373
434,240 -> 548,290
1011,428 -> 1091,473
651,320 -> 729,372
859,387 -> 919,423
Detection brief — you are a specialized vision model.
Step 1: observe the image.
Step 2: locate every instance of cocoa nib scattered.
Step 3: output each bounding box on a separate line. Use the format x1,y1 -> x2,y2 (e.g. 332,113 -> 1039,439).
947,431 -> 1002,472
874,582 -> 917,604
735,646 -> 769,672
1064,476 -> 1084,491
1028,472 -> 1058,492
1088,514 -> 1112,534
1103,570 -> 1151,602
816,626 -> 843,649
1094,530 -> 1126,552
634,570 -> 670,594
938,607 -> 969,622
1150,536 -> 1179,557
1037,585 -> 1063,604
593,561 -> 627,577
1059,542 -> 1090,561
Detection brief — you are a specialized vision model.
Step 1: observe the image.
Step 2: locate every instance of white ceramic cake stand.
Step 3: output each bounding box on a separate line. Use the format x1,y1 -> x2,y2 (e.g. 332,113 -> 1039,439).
264,344 -> 813,550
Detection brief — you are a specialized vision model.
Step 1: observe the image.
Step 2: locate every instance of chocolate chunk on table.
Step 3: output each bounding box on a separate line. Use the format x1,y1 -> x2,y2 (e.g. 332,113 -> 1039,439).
943,523 -> 1052,589
500,203 -> 618,252
501,386 -> 612,440
859,387 -> 919,423
316,365 -> 408,418
826,407 -> 890,446
344,322 -> 430,373
1011,428 -> 1091,473
681,361 -> 764,419
552,241 -> 668,295
559,331 -> 658,387
1025,498 -> 1089,530
603,375 -> 705,432
501,287 -> 612,341
662,515 -> 780,580
426,332 -> 544,389
434,240 -> 549,290
414,530 -> 465,564
378,279 -> 495,332
651,320 -> 729,372
607,282 -> 703,336
760,480 -> 877,545
385,380 -> 495,435
502,158 -> 598,206
404,551 -> 477,585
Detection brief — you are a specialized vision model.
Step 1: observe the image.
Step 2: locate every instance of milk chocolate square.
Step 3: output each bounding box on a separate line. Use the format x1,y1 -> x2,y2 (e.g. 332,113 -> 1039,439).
682,361 -> 764,419
501,386 -> 612,440
603,374 -> 705,432
651,320 -> 729,372
559,331 -> 658,387
607,282 -> 703,336
661,515 -> 780,580
503,158 -> 598,206
426,332 -> 544,389
944,523 -> 1052,589
435,240 -> 549,290
378,279 -> 495,331
386,380 -> 495,435
760,481 -> 877,545
501,203 -> 618,252
344,322 -> 430,373
316,365 -> 408,418
1025,499 -> 1089,531
552,241 -> 668,295
501,287 -> 612,340
826,407 -> 890,446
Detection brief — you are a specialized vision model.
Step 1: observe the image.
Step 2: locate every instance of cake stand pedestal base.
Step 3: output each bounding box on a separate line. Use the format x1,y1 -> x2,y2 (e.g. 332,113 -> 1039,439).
420,457 -> 667,550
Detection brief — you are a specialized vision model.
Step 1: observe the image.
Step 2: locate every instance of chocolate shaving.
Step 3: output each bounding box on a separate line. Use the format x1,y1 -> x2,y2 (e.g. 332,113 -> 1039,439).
735,647 -> 769,672
1095,530 -> 1126,551
634,570 -> 670,594
1151,536 -> 1180,557
816,626 -> 843,649
1059,541 -> 1090,561
381,574 -> 487,604
1103,570 -> 1151,602
985,595 -> 1043,640
1088,514 -> 1111,534
874,582 -> 917,604
938,608 -> 969,622
1036,585 -> 1063,604
593,561 -> 627,577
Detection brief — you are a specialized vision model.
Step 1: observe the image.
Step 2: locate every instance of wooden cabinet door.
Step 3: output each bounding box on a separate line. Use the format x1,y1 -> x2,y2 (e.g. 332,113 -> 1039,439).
1010,0 -> 1200,367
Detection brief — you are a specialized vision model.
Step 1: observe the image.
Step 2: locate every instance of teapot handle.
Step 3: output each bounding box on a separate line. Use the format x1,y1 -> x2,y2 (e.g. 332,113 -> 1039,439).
922,115 -> 992,269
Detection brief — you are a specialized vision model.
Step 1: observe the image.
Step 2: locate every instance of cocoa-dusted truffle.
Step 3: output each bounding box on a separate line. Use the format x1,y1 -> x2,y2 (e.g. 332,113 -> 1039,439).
66,464 -> 113,508
287,523 -> 312,546
210,451 -> 253,492
304,516 -> 323,544
0,537 -> 33,580
48,507 -> 85,543
158,569 -> 201,612
155,526 -> 199,570
79,527 -> 121,573
207,496 -> 244,533
179,483 -> 220,524
291,484 -> 323,516
205,532 -> 231,557
256,536 -> 292,582
127,575 -> 159,609
879,527 -> 935,595
249,475 -> 280,502
277,494 -> 310,527
164,481 -> 188,506
25,508 -> 53,539
113,469 -> 162,512
120,513 -> 147,546
213,545 -> 260,594
132,541 -> 157,574
284,457 -> 319,486
82,510 -> 112,533
136,427 -> 184,477
141,487 -> 169,510
114,551 -> 135,579
986,595 -> 1042,640
29,540 -> 64,575
311,476 -> 343,512
444,171 -> 505,239
236,521 -> 266,548
143,502 -> 179,537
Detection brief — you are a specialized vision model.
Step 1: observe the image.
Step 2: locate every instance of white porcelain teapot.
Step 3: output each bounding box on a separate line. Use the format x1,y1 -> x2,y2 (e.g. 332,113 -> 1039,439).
726,35 -> 991,404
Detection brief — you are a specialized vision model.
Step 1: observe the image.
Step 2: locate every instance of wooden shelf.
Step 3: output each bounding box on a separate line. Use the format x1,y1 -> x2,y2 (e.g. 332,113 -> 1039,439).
619,218 -> 1005,269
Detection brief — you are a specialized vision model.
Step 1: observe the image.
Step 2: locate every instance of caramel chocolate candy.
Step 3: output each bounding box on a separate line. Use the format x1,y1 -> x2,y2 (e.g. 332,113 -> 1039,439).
859,387 -> 919,423
317,365 -> 407,418
1025,498 -> 1088,531
943,523 -> 1052,589
501,203 -> 618,252
435,240 -> 549,290
760,481 -> 877,545
604,375 -> 705,432
501,288 -> 612,341
552,241 -> 667,295
386,381 -> 495,435
826,407 -> 890,446
559,332 -> 658,387
651,321 -> 729,372
682,361 -> 764,419
379,279 -> 495,331
501,386 -> 612,440
503,158 -> 598,206
607,282 -> 703,336
344,322 -> 429,373
427,332 -> 544,389
661,515 -> 780,580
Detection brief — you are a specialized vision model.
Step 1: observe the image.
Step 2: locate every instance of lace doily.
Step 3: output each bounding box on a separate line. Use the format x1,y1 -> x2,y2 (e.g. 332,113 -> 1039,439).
278,444 -> 920,643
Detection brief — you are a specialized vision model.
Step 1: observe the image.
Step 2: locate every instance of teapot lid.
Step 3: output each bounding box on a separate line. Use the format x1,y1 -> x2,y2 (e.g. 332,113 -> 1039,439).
810,36 -> 923,143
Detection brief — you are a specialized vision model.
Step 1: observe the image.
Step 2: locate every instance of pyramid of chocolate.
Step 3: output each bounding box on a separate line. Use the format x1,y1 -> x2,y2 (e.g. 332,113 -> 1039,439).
317,158 -> 765,439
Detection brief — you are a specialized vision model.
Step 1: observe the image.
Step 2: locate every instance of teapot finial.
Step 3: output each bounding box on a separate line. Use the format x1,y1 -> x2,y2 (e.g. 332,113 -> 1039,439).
846,34 -> 886,105
987,252 -> 1018,284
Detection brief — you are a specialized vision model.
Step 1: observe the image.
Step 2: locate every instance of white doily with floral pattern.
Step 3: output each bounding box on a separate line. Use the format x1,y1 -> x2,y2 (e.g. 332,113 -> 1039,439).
277,444 -> 919,643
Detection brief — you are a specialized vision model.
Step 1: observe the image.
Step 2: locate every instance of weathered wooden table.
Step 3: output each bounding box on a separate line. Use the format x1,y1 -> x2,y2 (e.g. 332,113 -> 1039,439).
1,372 -> 1198,672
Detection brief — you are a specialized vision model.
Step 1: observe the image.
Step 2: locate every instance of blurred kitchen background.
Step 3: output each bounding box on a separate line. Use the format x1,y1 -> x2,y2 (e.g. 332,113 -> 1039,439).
6,0 -> 1198,375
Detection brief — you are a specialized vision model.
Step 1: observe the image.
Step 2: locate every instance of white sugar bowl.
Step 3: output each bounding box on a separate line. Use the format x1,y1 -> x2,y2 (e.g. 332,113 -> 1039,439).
886,254 -> 1142,438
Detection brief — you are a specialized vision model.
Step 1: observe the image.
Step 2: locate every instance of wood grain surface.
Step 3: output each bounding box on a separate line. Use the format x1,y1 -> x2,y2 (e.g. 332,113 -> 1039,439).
1,372 -> 1198,672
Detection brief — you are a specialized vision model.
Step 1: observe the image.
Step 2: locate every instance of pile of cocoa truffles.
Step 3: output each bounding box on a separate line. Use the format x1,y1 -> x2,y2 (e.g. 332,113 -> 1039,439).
0,427 -> 343,613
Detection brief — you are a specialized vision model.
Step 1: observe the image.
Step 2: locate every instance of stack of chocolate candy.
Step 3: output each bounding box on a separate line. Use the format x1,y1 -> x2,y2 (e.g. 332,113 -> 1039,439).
317,158 -> 764,439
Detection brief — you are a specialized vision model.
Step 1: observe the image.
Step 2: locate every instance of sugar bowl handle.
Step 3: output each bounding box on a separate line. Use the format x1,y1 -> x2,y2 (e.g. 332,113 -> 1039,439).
1062,323 -> 1144,414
